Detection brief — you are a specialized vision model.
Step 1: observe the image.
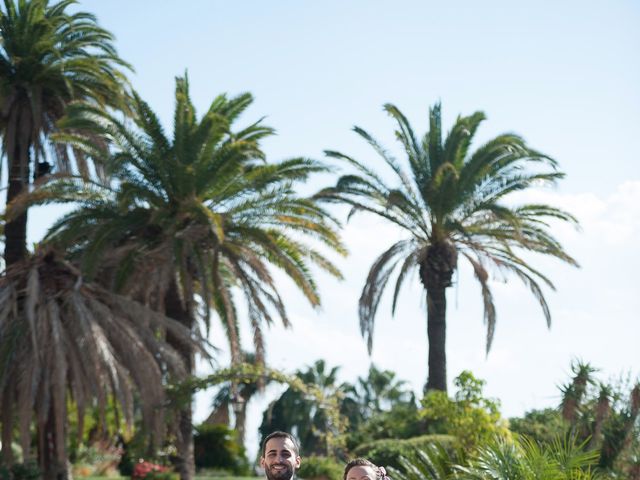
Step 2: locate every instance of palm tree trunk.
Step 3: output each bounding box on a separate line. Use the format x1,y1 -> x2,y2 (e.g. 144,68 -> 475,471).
4,143 -> 30,267
39,404 -> 68,480
235,402 -> 247,447
164,278 -> 195,480
420,242 -> 456,393
588,391 -> 610,450
1,390 -> 14,465
622,385 -> 640,451
425,285 -> 447,392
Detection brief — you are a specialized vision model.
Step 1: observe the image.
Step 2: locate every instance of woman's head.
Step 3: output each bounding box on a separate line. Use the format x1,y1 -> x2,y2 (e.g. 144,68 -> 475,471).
343,459 -> 378,480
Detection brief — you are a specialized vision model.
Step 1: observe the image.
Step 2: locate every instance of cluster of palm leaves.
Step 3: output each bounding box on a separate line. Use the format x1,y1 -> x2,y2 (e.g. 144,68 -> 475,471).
389,436 -> 603,480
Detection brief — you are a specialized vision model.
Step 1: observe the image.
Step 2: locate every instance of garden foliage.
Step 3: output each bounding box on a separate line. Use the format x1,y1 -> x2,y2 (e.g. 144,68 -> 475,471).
296,456 -> 343,480
193,425 -> 250,475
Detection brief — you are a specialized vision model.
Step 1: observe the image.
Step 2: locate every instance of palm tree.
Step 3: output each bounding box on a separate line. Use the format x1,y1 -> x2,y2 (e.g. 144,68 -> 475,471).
0,249 -> 202,480
560,361 -> 597,425
27,76 -> 344,479
319,103 -> 578,392
0,0 -> 130,267
344,365 -> 415,420
588,384 -> 612,450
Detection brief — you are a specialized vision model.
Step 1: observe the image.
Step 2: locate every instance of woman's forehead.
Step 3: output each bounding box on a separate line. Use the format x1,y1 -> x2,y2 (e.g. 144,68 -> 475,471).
348,465 -> 376,477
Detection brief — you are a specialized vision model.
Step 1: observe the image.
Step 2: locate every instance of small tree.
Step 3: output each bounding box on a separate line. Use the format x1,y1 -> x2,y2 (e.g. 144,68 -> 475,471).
420,371 -> 508,451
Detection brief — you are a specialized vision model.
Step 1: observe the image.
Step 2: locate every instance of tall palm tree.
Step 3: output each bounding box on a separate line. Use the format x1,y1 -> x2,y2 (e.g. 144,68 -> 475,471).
27,77 -> 345,479
560,361 -> 597,425
319,103 -> 578,392
0,0 -> 130,267
0,249 -> 202,480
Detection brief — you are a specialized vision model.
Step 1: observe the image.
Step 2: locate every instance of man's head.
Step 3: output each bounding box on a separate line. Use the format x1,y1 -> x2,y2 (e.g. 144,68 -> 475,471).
260,431 -> 301,480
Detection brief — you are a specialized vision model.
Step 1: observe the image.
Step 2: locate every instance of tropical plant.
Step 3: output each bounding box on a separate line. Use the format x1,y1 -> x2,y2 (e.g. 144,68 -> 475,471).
455,435 -> 602,480
354,435 -> 457,472
390,435 -> 602,480
561,365 -> 640,475
0,0 -> 130,267
319,102 -> 578,391
23,76 -> 344,479
510,362 -> 640,477
0,249 -> 201,480
560,361 -> 598,425
347,365 -> 415,418
386,443 -> 460,480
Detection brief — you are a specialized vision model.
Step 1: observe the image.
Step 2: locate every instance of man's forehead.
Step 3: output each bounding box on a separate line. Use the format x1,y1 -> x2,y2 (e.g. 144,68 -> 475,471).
265,437 -> 297,453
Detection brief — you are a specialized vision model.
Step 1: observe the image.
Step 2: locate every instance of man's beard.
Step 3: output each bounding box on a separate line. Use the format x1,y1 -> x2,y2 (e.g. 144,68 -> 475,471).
265,464 -> 295,480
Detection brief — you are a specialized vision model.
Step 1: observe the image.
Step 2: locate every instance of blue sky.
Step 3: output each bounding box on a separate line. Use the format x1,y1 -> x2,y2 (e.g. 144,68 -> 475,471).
28,0 -> 640,457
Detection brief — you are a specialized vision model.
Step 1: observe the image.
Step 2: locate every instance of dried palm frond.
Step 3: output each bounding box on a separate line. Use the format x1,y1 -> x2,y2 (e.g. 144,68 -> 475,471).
0,249 -> 207,464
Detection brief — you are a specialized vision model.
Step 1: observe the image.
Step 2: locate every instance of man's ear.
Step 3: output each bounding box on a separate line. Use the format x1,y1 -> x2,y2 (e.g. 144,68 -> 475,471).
260,456 -> 266,469
295,456 -> 301,469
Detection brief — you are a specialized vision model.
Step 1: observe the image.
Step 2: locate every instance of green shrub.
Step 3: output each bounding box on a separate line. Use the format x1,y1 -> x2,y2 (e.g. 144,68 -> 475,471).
193,424 -> 249,475
508,408 -> 566,445
0,461 -> 41,480
297,456 -> 343,480
420,371 -> 509,452
346,404 -> 424,450
352,434 -> 456,470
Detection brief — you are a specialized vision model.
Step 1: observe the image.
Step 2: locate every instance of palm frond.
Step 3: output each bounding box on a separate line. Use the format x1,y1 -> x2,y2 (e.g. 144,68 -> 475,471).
360,239 -> 415,353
